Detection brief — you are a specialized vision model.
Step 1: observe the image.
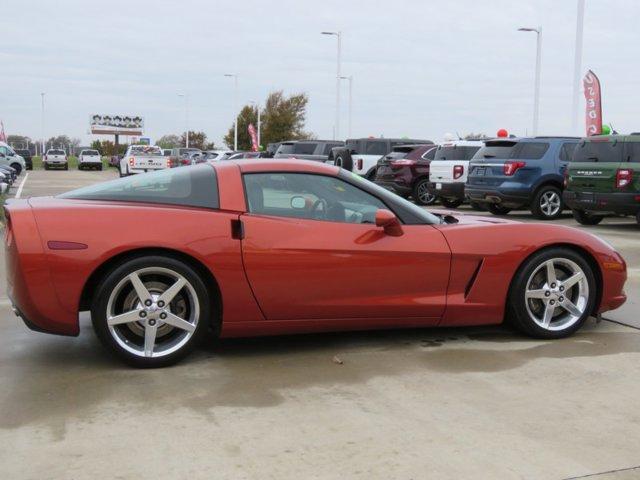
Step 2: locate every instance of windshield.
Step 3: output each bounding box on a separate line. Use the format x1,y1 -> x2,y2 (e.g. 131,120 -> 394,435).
342,170 -> 442,225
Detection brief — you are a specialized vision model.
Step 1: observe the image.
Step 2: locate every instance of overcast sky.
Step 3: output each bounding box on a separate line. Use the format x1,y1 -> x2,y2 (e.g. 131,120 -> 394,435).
1,0 -> 638,147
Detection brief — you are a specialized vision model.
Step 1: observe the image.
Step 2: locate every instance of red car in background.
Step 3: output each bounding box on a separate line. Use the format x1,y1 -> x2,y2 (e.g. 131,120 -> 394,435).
5,160 -> 627,367
374,144 -> 438,205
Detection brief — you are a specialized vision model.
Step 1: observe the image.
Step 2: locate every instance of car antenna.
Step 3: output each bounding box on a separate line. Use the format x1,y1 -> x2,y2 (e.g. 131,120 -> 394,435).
456,131 -> 462,140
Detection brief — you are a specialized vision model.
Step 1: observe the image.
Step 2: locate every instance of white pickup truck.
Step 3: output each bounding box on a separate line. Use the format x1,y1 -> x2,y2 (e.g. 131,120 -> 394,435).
427,140 -> 483,208
119,145 -> 171,177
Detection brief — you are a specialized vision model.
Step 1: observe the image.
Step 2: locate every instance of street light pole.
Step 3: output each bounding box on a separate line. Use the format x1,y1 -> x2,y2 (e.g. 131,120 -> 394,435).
518,27 -> 542,136
340,76 -> 352,138
40,92 -> 45,155
572,0 -> 586,133
178,93 -> 189,148
321,31 -> 342,140
224,74 -> 238,150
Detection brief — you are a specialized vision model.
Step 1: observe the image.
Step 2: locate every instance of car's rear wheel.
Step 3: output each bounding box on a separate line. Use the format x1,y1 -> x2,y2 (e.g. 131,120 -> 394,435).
64,164 -> 68,170
488,204 -> 511,215
413,179 -> 436,205
91,256 -> 210,367
469,201 -> 486,211
507,247 -> 596,339
440,198 -> 462,209
532,185 -> 563,220
572,209 -> 604,225
10,163 -> 22,175
44,163 -> 49,170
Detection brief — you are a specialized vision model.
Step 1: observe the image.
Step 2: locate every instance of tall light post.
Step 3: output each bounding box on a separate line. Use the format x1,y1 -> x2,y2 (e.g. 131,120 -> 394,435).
572,0 -> 586,133
321,31 -> 341,140
339,76 -> 352,138
518,27 -> 542,136
249,100 -> 261,150
40,92 -> 45,155
177,93 -> 189,148
224,74 -> 238,150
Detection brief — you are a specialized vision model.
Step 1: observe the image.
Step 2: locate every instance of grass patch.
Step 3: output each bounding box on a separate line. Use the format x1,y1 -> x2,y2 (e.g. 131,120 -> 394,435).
31,156 -> 112,170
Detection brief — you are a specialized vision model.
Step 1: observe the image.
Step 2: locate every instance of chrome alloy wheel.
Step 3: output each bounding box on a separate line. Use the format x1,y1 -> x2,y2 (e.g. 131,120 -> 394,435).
416,182 -> 435,204
524,258 -> 589,331
106,267 -> 200,358
540,191 -> 561,218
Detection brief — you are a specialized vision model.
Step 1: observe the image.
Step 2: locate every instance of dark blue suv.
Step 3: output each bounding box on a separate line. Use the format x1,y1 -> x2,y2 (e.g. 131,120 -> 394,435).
465,136 -> 580,220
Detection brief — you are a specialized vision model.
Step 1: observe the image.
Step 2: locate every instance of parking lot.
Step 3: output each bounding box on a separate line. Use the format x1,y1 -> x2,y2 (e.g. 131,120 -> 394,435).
1,168 -> 639,480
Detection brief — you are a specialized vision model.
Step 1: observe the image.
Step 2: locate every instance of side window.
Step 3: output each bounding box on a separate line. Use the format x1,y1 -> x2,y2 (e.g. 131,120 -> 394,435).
624,142 -> 640,163
322,142 -> 343,155
559,142 -> 578,161
0,147 -> 8,156
244,173 -> 387,224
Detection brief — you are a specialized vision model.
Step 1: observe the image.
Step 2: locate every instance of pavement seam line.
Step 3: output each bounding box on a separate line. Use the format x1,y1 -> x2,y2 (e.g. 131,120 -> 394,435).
602,317 -> 640,331
563,465 -> 640,479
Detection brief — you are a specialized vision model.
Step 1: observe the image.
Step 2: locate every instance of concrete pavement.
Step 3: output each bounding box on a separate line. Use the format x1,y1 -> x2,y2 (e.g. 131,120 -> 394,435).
1,168 -> 639,480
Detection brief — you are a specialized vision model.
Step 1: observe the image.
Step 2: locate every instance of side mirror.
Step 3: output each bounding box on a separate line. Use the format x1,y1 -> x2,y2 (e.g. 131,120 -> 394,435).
0,153 -> 5,158
375,209 -> 403,236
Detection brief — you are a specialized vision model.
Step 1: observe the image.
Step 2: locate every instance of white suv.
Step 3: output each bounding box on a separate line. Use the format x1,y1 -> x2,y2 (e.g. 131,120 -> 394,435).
78,149 -> 103,170
44,149 -> 68,170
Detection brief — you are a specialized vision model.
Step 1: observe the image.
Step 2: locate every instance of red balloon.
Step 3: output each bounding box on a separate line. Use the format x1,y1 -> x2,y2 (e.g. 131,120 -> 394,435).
497,129 -> 508,138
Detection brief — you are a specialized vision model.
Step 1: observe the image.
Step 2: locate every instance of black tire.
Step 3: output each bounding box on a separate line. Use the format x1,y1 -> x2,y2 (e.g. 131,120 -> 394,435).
334,153 -> 353,171
507,247 -> 596,339
44,164 -> 49,171
98,165 -> 103,171
91,255 -> 212,368
488,204 -> 512,215
531,185 -> 563,220
412,179 -> 436,206
366,168 -> 377,181
469,201 -> 486,211
64,164 -> 68,170
10,163 -> 22,175
440,198 -> 463,209
572,209 -> 603,225
637,211 -> 640,226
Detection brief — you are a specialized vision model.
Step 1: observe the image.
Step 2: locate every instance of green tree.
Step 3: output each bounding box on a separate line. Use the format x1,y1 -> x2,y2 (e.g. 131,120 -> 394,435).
224,91 -> 314,149
180,131 -> 212,150
223,105 -> 258,151
156,134 -> 181,149
90,140 -> 103,153
6,135 -> 31,149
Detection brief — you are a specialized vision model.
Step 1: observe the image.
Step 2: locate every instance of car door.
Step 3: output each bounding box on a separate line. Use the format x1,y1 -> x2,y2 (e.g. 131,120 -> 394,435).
240,172 -> 451,321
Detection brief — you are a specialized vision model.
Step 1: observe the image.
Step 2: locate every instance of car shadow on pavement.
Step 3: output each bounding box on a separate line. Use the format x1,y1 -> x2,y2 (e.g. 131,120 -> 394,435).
1,318 -> 638,436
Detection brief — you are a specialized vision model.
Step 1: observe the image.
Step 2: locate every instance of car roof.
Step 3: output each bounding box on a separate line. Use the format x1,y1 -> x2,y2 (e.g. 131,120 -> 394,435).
231,159 -> 340,175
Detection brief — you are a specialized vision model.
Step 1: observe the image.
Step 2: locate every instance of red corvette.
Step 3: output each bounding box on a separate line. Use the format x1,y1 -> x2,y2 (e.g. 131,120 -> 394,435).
5,160 -> 627,367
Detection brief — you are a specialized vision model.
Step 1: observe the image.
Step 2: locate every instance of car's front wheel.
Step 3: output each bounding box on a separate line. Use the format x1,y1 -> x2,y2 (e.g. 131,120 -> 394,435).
507,247 -> 596,339
10,163 -> 22,175
532,185 -> 563,220
413,179 -> 436,205
91,256 -> 211,367
488,204 -> 511,215
572,209 -> 604,225
440,198 -> 462,209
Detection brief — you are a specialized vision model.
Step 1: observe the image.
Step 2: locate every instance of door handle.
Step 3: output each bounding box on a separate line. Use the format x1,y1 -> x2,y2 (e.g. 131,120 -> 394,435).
231,219 -> 244,240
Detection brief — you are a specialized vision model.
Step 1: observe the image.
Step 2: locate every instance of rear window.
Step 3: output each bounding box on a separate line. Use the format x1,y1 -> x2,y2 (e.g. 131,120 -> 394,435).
48,150 -> 65,155
364,141 -> 388,156
472,141 -> 518,160
59,164 -> 219,209
294,142 -> 317,155
559,142 -> 578,161
321,142 -> 343,155
624,142 -> 640,162
512,142 -> 549,160
130,146 -> 162,156
82,150 -> 100,156
435,146 -> 480,160
572,140 -> 623,163
422,147 -> 437,160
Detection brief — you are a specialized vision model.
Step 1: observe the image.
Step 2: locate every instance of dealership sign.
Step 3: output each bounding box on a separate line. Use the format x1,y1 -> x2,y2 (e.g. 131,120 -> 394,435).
583,70 -> 602,136
90,114 -> 144,136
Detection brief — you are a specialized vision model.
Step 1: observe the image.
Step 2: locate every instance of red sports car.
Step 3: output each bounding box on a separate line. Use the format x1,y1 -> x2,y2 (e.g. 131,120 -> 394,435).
5,160 -> 627,367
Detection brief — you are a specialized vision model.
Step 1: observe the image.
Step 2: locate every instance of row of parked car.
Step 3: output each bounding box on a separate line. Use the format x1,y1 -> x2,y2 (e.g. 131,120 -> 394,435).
264,135 -> 640,225
0,141 -> 26,192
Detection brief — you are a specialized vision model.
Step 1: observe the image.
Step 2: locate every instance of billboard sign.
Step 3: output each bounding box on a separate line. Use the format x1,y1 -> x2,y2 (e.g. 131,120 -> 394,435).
90,114 -> 144,136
